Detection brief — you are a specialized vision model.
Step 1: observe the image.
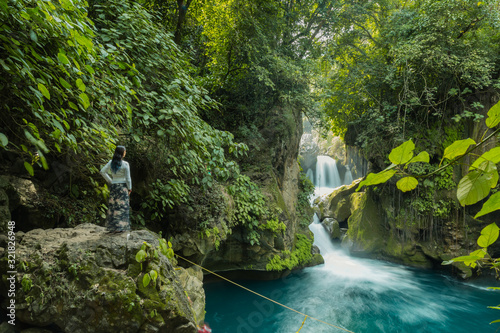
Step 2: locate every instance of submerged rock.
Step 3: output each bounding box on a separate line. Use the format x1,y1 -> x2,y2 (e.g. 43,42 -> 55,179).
0,224 -> 204,332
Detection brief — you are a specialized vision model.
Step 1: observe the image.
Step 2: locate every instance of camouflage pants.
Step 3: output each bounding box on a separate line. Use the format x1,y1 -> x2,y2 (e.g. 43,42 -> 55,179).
106,183 -> 130,232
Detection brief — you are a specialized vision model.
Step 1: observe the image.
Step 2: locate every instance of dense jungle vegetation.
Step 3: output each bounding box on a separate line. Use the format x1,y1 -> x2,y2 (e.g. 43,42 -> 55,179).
1,0 -> 500,249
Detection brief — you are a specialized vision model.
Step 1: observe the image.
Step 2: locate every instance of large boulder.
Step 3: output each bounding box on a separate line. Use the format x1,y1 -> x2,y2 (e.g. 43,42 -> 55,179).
0,175 -> 56,232
316,179 -> 362,223
0,224 -> 204,333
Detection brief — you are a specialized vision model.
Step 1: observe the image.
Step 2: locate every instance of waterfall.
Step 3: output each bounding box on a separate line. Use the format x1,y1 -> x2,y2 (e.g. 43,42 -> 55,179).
309,214 -> 336,254
315,155 -> 342,196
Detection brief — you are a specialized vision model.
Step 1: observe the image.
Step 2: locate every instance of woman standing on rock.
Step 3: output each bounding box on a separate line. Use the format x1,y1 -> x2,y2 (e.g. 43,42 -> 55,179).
100,145 -> 132,233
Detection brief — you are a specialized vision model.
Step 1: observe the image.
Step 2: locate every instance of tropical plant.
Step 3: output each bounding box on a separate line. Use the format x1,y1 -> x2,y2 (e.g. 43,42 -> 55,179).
0,0 -> 113,174
135,239 -> 174,287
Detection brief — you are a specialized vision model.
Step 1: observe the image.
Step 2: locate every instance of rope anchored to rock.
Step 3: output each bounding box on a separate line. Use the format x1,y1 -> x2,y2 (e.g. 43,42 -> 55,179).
175,254 -> 356,333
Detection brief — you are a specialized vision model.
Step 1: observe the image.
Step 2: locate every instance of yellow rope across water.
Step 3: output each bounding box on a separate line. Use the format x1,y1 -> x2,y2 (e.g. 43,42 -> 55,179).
175,254 -> 355,333
296,315 -> 308,332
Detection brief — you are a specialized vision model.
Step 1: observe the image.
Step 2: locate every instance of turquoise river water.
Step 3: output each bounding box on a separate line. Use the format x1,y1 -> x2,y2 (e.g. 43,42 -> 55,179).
205,157 -> 500,332
204,219 -> 500,333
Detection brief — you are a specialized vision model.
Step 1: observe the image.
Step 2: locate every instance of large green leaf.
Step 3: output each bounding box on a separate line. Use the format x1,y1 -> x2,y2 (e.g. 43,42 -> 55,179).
475,192 -> 500,218
37,83 -> 50,100
407,151 -> 430,164
443,138 -> 476,161
76,78 -> 86,92
389,139 -> 415,165
135,249 -> 147,263
356,169 -> 397,191
457,169 -> 492,206
475,161 -> 498,188
486,101 -> 500,128
142,273 -> 151,287
477,223 -> 500,248
470,147 -> 500,170
0,133 -> 8,147
57,52 -> 70,65
149,269 -> 158,282
24,162 -> 34,176
396,177 -> 418,192
59,77 -> 72,89
79,92 -> 90,109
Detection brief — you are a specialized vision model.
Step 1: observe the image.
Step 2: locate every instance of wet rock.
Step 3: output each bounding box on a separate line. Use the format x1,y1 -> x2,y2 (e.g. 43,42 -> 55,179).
322,218 -> 340,240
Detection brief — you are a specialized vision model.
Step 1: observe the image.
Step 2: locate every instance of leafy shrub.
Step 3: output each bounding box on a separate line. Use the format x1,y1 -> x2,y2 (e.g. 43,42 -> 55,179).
266,233 -> 313,271
227,174 -> 268,245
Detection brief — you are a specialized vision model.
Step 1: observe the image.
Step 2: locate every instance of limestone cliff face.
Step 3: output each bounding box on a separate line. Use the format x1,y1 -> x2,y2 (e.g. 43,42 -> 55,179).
0,224 -> 204,332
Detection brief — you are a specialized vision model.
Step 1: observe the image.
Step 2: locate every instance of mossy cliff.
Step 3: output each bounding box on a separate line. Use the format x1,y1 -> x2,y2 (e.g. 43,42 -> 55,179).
316,180 -> 500,278
0,224 -> 204,332
164,106 -> 319,279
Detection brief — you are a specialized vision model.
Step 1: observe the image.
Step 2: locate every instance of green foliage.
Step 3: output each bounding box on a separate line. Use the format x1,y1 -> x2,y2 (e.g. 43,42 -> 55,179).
135,239 -> 174,274
442,139 -> 476,163
21,275 -> 33,292
266,234 -> 313,271
403,163 -> 457,218
0,0 -> 115,175
227,174 -> 268,245
320,0 -> 500,163
443,223 -> 499,272
1,0 -> 249,214
89,0 -> 248,206
199,226 -> 223,250
297,168 -> 315,228
138,179 -> 190,225
195,0 -> 318,136
259,218 -> 286,234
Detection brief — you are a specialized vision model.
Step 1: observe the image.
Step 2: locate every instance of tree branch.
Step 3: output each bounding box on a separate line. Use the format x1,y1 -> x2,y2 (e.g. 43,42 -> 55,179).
456,16 -> 485,39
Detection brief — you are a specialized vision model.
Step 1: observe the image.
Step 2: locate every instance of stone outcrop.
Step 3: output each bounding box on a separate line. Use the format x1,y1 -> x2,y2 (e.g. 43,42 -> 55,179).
0,175 -> 58,232
0,224 -> 204,332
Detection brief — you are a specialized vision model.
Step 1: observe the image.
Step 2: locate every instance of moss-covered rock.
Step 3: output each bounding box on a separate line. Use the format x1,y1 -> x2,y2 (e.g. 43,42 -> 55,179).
316,179 -> 362,222
0,224 -> 203,332
322,218 -> 341,240
343,191 -> 386,254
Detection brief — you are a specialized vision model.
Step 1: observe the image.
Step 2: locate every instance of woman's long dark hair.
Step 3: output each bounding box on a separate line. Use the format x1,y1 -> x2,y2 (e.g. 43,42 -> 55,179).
111,145 -> 126,173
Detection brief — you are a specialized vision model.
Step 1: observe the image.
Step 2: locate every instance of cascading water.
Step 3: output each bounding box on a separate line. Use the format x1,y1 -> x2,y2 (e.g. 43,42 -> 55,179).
315,155 -> 342,196
204,152 -> 500,333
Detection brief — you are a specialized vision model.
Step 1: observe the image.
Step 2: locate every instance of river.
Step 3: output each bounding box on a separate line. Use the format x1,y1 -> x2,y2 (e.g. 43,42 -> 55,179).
204,156 -> 500,332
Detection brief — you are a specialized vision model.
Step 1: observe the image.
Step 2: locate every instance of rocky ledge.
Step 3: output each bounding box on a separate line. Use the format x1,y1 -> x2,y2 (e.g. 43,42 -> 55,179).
0,224 -> 204,333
